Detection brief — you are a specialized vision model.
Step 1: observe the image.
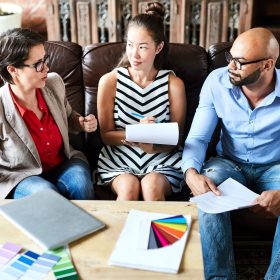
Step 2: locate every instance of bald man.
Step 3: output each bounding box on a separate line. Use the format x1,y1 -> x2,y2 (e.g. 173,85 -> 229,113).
182,27 -> 280,279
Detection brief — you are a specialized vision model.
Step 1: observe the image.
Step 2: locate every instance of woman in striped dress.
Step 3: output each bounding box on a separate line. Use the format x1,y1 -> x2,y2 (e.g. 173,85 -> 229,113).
97,2 -> 187,201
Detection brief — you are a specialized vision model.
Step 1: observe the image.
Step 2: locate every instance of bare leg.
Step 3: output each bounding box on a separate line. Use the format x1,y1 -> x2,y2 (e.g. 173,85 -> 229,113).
141,172 -> 172,201
111,173 -> 140,201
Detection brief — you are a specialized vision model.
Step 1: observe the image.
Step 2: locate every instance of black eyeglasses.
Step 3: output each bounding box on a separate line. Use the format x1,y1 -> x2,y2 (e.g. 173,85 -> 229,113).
225,51 -> 268,70
21,54 -> 50,72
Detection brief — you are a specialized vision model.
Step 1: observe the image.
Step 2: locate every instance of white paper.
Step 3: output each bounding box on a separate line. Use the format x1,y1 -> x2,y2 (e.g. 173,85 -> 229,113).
190,178 -> 260,214
109,209 -> 192,274
125,122 -> 179,145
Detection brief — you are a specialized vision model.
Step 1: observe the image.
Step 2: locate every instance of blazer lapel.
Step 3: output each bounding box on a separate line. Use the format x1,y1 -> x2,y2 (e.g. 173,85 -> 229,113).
1,84 -> 41,164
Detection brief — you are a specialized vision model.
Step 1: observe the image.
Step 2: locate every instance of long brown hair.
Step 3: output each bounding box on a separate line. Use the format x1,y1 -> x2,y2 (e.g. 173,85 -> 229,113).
117,2 -> 168,70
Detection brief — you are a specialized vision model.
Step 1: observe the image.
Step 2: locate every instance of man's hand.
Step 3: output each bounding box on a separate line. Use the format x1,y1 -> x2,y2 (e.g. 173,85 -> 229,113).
79,114 -> 98,133
185,168 -> 220,196
250,190 -> 280,218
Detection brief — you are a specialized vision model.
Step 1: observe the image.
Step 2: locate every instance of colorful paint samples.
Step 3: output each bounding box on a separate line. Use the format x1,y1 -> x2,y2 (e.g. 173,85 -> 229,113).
0,250 -> 40,280
0,248 -> 60,280
0,242 -> 22,267
21,252 -> 61,279
50,247 -> 78,280
148,215 -> 187,249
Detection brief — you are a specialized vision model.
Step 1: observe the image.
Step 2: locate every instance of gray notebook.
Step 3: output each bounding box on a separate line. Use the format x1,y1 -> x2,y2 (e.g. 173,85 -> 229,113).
0,189 -> 105,249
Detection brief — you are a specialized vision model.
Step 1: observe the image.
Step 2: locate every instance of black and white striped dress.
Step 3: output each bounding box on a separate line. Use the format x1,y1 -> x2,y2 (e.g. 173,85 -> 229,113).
97,67 -> 183,192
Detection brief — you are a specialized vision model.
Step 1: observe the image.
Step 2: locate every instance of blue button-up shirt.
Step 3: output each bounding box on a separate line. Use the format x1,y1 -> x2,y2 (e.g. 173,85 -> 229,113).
182,67 -> 280,173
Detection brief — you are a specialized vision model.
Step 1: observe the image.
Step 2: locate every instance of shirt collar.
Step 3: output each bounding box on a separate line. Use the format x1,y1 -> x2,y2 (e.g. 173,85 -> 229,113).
274,69 -> 280,97
9,84 -> 26,117
220,68 -> 234,89
36,88 -> 48,113
9,86 -> 45,117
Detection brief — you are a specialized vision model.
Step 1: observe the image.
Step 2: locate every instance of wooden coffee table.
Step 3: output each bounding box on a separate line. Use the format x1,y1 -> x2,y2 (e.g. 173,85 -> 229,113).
0,200 -> 204,279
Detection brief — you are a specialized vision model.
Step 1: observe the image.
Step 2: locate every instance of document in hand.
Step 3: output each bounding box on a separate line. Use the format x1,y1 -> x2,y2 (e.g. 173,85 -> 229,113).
109,209 -> 192,274
0,189 -> 105,249
190,178 -> 260,214
125,122 -> 179,145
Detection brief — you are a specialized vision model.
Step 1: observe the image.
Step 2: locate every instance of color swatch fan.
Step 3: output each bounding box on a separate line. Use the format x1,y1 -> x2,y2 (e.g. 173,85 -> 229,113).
148,215 -> 187,249
110,210 -> 192,273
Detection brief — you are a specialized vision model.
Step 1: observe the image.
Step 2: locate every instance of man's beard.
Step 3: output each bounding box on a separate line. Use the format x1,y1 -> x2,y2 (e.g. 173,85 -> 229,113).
228,68 -> 261,86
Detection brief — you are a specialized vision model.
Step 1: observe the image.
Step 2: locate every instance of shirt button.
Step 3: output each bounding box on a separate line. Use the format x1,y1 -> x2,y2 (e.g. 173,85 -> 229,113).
40,127 -> 43,131
46,142 -> 50,146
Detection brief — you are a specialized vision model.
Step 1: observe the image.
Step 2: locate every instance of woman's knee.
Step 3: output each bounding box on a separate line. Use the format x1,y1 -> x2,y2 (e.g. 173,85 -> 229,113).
56,160 -> 94,199
112,174 -> 140,200
141,173 -> 170,201
13,176 -> 57,199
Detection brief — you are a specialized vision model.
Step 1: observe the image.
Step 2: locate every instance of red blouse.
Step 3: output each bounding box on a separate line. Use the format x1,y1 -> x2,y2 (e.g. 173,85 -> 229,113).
10,86 -> 66,172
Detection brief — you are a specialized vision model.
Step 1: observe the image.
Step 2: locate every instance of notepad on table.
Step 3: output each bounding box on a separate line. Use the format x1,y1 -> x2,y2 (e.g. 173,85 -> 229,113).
0,189 -> 105,249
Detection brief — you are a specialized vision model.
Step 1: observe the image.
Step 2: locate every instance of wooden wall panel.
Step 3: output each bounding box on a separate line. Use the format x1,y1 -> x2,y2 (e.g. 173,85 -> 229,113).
45,0 -> 255,46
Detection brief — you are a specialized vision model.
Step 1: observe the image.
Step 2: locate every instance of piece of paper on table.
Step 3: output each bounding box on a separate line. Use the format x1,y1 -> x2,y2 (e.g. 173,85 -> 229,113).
109,209 -> 192,274
126,122 -> 179,145
190,178 -> 260,214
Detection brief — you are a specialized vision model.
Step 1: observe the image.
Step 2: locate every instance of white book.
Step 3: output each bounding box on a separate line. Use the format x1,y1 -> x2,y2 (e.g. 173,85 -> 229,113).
190,177 -> 260,214
0,189 -> 105,249
109,209 -> 192,274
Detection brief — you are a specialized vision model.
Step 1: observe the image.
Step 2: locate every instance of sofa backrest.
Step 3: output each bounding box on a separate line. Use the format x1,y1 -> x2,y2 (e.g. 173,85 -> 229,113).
82,42 -> 208,168
45,41 -> 84,112
45,41 -> 85,151
82,43 -> 125,167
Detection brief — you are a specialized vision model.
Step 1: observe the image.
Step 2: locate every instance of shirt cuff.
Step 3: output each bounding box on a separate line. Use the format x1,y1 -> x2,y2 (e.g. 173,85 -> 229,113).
181,160 -> 202,174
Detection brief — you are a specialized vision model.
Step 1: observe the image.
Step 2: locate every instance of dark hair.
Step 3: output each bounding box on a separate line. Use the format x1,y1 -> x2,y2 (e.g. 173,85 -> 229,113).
0,28 -> 45,84
118,2 -> 168,69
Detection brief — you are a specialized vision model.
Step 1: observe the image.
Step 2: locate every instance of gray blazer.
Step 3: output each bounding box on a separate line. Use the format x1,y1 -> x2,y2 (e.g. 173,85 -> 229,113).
0,72 -> 87,198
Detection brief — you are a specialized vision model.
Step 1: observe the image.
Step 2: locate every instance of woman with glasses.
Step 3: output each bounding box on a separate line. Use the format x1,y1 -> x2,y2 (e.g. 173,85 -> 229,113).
0,28 -> 97,199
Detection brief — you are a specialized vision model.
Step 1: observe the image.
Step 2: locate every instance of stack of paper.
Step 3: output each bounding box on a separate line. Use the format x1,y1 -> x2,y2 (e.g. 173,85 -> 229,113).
190,178 -> 260,213
109,209 -> 192,274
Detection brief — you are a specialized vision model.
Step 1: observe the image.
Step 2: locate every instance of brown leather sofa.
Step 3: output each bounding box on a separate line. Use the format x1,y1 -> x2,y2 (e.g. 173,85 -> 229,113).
44,40 -> 277,245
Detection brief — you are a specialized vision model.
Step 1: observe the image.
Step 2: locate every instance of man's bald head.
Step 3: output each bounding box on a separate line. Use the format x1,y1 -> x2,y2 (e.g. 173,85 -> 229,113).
232,27 -> 279,62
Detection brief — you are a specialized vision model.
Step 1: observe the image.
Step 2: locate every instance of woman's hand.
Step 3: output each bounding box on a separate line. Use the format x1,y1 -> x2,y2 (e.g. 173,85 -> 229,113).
120,116 -> 156,153
79,114 -> 98,133
139,116 -> 157,124
121,140 -> 154,154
